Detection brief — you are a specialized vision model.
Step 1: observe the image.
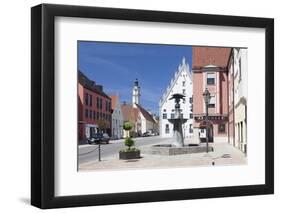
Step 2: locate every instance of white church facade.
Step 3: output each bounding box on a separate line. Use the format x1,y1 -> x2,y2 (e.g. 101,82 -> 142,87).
121,79 -> 157,137
159,58 -> 193,138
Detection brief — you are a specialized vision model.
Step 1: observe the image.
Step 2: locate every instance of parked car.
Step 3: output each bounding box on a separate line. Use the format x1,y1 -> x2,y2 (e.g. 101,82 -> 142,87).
88,133 -> 110,144
142,132 -> 151,137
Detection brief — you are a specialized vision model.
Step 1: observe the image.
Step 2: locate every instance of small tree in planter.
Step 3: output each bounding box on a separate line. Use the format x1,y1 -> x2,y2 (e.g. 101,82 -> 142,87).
124,137 -> 134,150
123,122 -> 133,137
119,122 -> 140,160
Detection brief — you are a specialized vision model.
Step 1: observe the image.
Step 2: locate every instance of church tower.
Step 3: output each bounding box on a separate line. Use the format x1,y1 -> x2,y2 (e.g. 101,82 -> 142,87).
132,78 -> 140,106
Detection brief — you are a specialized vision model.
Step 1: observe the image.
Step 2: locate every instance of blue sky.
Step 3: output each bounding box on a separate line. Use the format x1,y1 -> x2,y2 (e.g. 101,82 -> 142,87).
78,41 -> 192,115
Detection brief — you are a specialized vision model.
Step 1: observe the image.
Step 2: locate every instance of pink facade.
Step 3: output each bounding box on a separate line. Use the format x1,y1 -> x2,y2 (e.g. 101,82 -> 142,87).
78,72 -> 112,143
192,47 -> 231,143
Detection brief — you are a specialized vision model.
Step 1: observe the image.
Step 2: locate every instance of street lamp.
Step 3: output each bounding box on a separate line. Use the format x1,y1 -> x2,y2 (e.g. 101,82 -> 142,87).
203,88 -> 211,153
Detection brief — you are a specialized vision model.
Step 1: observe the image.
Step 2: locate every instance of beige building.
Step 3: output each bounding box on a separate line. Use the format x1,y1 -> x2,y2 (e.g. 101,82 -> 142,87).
233,48 -> 248,154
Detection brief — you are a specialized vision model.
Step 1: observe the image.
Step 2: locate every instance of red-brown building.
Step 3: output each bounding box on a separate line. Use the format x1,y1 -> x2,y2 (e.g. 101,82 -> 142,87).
192,47 -> 231,143
78,71 -> 112,144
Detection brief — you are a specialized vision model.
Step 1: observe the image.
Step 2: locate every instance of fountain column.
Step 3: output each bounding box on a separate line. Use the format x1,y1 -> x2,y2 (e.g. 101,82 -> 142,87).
168,94 -> 187,147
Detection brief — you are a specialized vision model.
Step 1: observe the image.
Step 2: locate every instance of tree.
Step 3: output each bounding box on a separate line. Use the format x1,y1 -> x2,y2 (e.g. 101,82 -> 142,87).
124,137 -> 134,150
123,122 -> 133,131
96,119 -> 108,133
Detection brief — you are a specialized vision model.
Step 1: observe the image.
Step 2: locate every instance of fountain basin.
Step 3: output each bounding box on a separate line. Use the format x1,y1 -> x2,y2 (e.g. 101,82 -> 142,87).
141,143 -> 213,155
167,118 -> 188,124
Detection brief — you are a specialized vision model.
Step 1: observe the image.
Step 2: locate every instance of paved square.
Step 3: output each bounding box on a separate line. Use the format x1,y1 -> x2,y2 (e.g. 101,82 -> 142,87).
79,142 -> 247,171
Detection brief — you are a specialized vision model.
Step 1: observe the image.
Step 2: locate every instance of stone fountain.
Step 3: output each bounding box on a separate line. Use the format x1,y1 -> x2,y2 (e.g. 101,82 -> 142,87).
167,93 -> 187,147
141,93 -> 213,155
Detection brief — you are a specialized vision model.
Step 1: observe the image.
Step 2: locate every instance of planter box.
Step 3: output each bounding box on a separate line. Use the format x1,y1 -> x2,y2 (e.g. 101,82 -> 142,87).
119,150 -> 141,160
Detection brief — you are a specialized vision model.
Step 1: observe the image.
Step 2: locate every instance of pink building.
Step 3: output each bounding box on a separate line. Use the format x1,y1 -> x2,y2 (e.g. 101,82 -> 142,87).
192,47 -> 231,143
78,71 -> 112,144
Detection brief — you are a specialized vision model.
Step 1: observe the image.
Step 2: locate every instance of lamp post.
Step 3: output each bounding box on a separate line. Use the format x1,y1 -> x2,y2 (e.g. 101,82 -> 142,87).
203,88 -> 211,153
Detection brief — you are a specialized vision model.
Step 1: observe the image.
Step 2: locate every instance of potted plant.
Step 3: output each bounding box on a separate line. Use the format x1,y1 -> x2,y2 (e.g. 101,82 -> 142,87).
119,122 -> 141,160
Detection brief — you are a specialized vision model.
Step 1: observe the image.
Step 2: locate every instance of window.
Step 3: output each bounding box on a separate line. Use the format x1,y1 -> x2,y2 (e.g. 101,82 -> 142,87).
182,81 -> 185,86
96,97 -> 99,108
96,111 -> 99,120
85,93 -> 89,106
180,113 -> 184,118
163,109 -> 166,112
189,124 -> 193,133
239,59 -> 242,82
89,110 -> 92,119
218,124 -> 226,133
93,111 -> 96,120
240,122 -> 243,142
163,113 -> 167,119
207,73 -> 215,85
208,95 -> 216,108
171,113 -> 174,119
89,95 -> 92,106
100,99 -> 103,109
182,89 -> 186,95
107,101 -> 110,112
189,97 -> 193,104
85,109 -> 88,118
165,124 -> 170,134
189,113 -> 193,119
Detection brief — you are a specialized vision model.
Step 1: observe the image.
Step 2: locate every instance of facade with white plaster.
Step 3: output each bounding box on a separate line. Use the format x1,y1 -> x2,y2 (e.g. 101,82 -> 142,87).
110,95 -> 124,139
233,48 -> 248,153
159,58 -> 193,138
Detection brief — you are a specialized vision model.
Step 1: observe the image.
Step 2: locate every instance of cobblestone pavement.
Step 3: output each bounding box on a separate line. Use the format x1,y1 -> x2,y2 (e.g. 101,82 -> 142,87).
79,142 -> 247,171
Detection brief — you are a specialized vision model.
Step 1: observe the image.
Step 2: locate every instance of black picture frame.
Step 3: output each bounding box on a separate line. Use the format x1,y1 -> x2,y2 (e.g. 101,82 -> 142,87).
31,3 -> 274,209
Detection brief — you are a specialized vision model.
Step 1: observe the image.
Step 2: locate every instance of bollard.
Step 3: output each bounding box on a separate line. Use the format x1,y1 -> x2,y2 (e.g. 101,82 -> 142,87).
98,144 -> 101,162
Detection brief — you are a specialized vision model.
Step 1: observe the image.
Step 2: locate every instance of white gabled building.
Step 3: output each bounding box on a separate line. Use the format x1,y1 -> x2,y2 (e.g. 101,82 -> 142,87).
159,57 -> 193,138
121,79 -> 157,137
110,95 -> 124,139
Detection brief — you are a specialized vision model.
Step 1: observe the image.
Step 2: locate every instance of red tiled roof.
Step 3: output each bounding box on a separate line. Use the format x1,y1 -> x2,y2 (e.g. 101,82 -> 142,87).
121,103 -> 156,124
135,104 -> 155,123
192,47 -> 231,69
121,104 -> 138,122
